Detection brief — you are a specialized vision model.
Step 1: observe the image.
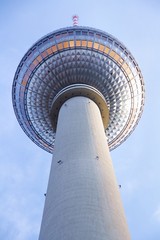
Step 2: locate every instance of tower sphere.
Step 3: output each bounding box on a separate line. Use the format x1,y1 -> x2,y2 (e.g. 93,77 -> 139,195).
12,26 -> 145,153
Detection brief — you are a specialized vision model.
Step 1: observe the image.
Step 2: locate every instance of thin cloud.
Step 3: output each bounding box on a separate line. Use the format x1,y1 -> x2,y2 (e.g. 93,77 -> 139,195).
153,205 -> 160,223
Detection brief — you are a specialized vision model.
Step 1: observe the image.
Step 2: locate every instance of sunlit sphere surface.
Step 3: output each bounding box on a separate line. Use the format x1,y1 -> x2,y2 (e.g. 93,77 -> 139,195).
12,26 -> 145,153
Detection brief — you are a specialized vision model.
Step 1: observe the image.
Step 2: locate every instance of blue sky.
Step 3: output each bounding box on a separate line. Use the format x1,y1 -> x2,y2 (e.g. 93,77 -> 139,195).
0,0 -> 160,239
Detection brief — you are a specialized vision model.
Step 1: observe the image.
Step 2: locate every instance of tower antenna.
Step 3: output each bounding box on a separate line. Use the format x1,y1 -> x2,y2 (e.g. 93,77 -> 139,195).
72,15 -> 79,26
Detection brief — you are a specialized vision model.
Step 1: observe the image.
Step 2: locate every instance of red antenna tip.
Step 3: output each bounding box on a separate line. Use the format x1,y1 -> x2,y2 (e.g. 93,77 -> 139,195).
72,15 -> 79,26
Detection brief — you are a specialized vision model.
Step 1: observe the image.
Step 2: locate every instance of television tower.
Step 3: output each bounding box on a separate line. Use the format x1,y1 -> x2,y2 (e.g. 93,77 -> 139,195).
12,18 -> 145,240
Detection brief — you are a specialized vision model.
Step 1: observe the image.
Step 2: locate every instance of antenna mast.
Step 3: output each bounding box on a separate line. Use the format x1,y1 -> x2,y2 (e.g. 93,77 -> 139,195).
72,15 -> 79,26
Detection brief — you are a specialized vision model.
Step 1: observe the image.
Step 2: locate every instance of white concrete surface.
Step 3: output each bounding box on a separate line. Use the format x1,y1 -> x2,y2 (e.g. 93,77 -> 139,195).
38,96 -> 130,240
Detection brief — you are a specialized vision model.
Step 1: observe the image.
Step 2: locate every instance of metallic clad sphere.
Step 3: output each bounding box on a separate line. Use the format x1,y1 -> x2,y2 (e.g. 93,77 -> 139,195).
12,26 -> 145,153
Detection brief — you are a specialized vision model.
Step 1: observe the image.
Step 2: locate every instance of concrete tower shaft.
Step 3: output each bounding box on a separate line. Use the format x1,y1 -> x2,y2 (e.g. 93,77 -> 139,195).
39,96 -> 130,240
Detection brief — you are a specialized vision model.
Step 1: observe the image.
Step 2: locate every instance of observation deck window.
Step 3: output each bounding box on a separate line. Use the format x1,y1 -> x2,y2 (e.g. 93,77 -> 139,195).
102,35 -> 107,41
69,41 -> 74,47
43,38 -> 48,43
87,41 -> 92,48
124,51 -> 128,56
76,31 -> 81,35
68,31 -> 74,35
114,42 -> 119,47
89,32 -> 94,36
49,34 -> 54,39
82,31 -> 88,35
76,40 -> 81,47
82,40 -> 87,47
93,42 -> 99,49
32,46 -> 37,51
61,32 -> 68,37
55,34 -> 61,39
120,46 -> 124,51
139,73 -> 142,78
63,41 -> 69,48
108,38 -> 113,43
133,61 -> 136,67
95,33 -> 101,38
19,62 -> 23,68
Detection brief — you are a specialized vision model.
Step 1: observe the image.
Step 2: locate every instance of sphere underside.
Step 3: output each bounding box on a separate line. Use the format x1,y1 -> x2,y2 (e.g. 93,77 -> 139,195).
12,26 -> 145,153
